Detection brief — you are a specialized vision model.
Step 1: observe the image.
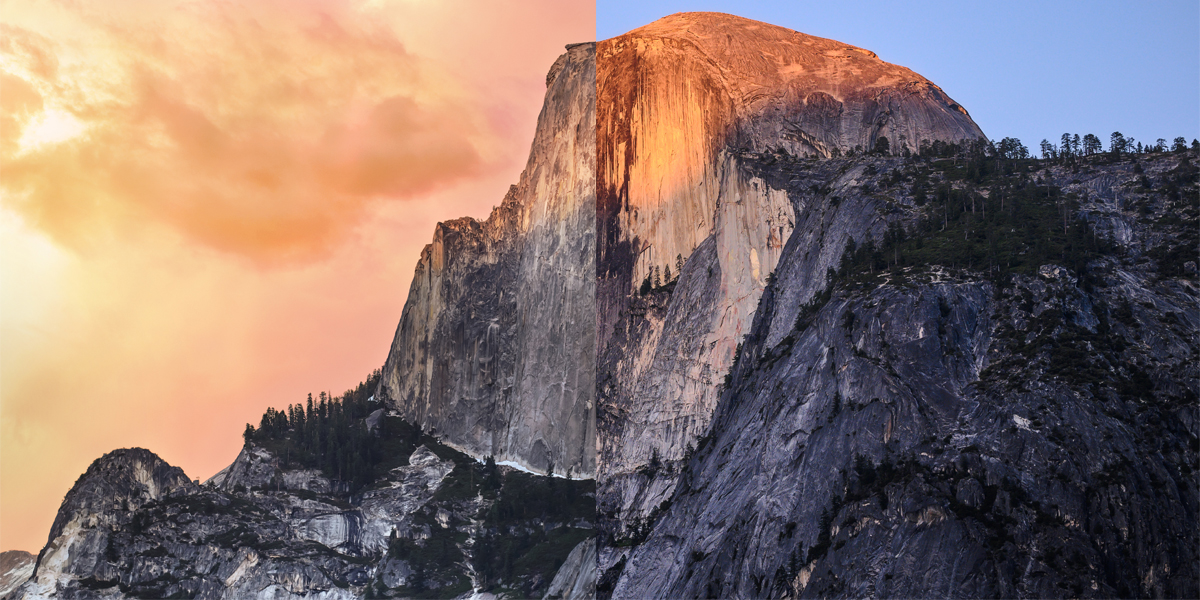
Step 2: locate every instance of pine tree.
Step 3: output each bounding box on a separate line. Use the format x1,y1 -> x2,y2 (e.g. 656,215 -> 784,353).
1040,139 -> 1055,160
1110,132 -> 1126,155
653,265 -> 661,288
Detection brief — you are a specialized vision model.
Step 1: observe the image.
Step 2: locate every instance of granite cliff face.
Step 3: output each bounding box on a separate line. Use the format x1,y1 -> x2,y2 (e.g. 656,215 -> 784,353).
378,42 -> 597,478
598,11 -> 984,300
595,11 -> 987,556
603,149 -> 1200,598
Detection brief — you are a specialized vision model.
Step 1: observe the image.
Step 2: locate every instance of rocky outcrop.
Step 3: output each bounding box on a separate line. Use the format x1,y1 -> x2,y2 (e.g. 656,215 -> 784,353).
378,42 -> 597,477
0,551 -> 34,598
8,445 -> 453,599
544,538 -> 597,600
13,424 -> 596,600
14,449 -> 196,599
606,150 -> 1200,598
595,12 -> 987,554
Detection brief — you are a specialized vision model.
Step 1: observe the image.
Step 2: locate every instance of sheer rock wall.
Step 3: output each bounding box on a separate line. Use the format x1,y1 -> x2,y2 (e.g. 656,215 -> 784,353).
378,43 -> 597,477
595,12 -> 986,543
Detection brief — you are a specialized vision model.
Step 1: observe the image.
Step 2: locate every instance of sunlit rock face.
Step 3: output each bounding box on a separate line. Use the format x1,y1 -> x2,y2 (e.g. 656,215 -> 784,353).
377,43 -> 597,477
598,11 -> 984,303
595,11 -> 986,539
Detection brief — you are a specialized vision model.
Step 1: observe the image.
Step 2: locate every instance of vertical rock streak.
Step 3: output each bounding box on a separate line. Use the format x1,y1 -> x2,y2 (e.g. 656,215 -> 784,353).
378,44 -> 597,477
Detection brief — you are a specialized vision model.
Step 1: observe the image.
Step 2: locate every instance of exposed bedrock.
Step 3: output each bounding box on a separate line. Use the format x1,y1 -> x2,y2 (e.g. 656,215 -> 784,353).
595,12 -> 986,551
9,444 -> 460,599
378,42 -> 597,477
605,148 -> 1199,598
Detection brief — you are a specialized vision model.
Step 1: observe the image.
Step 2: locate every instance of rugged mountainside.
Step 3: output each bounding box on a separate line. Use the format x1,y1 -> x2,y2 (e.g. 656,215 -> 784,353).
0,552 -> 35,598
8,42 -> 601,600
603,148 -> 1200,598
377,41 -> 597,478
594,11 -> 986,565
10,12 -> 1197,600
9,413 -> 594,599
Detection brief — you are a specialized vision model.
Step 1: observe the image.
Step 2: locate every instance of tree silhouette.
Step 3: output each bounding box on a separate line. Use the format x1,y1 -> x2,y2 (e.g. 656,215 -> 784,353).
1110,132 -> 1126,155
1040,139 -> 1055,160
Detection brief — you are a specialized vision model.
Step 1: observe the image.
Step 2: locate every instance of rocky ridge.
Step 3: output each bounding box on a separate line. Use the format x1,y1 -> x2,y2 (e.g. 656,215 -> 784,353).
604,148 -> 1200,598
9,409 -> 595,599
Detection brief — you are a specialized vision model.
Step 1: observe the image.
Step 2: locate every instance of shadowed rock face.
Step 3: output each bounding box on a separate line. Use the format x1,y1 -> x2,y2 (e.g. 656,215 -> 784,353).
0,552 -> 35,598
604,150 -> 1200,599
13,421 -> 596,600
377,43 -> 597,477
595,11 -> 987,544
12,444 -> 454,600
544,538 -> 598,599
13,449 -> 199,598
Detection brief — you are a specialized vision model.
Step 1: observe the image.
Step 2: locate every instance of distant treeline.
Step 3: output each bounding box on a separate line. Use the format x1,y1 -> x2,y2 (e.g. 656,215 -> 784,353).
832,138 -> 1196,289
783,132 -> 1197,161
636,132 -> 1197,297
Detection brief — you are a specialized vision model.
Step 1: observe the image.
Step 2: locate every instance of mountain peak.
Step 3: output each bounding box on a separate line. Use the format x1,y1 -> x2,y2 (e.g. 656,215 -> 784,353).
600,11 -> 981,163
628,11 -> 850,44
47,448 -> 194,543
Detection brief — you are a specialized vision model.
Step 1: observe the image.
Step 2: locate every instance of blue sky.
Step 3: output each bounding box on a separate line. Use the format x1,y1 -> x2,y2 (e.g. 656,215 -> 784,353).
597,1 -> 1199,151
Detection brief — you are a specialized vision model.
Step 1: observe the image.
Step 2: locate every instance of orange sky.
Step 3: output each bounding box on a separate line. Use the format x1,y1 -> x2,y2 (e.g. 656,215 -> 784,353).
1,0 -> 594,553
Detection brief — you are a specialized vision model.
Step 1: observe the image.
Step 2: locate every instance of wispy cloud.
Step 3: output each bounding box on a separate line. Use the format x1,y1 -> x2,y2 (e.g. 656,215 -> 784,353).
2,0 -> 484,262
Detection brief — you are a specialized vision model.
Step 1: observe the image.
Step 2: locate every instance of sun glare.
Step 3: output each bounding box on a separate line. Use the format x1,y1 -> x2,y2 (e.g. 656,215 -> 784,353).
16,108 -> 87,154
